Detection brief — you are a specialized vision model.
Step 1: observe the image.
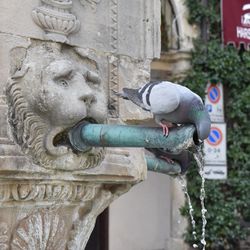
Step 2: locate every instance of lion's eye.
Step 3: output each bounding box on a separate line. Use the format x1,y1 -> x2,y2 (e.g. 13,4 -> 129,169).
57,79 -> 69,87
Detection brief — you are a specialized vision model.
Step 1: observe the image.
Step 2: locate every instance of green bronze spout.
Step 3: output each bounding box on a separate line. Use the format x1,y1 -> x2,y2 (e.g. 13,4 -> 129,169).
68,122 -> 197,153
146,155 -> 181,175
68,122 -> 196,175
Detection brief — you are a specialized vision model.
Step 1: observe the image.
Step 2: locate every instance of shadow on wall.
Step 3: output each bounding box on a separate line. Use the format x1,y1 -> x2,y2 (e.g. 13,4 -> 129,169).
85,209 -> 109,250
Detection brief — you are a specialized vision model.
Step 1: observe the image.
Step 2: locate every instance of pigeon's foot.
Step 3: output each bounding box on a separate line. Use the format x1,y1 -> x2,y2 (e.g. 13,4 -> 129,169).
159,121 -> 174,137
160,123 -> 169,136
160,155 -> 175,164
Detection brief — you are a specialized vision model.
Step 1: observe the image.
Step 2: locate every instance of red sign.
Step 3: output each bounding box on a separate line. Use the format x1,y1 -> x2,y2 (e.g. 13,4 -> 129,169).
222,0 -> 250,48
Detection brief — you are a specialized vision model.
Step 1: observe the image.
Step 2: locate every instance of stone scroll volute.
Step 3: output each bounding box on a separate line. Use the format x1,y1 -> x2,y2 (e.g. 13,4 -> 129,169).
0,0 -> 160,249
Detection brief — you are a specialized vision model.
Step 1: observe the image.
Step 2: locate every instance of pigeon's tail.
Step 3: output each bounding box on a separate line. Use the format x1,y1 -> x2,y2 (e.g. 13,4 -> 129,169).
122,88 -> 141,101
116,87 -> 147,110
113,90 -> 129,100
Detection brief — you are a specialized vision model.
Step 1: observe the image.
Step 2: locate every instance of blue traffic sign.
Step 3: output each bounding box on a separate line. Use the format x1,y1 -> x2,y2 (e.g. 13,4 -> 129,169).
207,127 -> 223,146
208,85 -> 220,104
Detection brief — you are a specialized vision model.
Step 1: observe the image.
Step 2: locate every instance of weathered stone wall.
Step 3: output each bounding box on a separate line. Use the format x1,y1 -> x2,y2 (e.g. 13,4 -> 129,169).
0,0 -> 161,249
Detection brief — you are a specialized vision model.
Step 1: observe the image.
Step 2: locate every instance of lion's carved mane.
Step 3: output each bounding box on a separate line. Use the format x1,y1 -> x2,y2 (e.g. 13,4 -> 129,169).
6,43 -> 105,170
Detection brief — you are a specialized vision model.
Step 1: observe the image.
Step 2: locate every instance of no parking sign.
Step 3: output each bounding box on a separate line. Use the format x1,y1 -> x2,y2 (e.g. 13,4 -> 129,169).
207,126 -> 223,146
204,123 -> 227,179
207,85 -> 221,104
205,82 -> 224,122
204,123 -> 227,165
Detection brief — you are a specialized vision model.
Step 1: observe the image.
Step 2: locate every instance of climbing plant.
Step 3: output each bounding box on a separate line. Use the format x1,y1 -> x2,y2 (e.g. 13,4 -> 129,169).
180,1 -> 250,249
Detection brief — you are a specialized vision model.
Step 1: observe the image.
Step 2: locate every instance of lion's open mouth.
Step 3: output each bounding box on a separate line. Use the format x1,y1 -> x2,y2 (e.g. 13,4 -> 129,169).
53,117 -> 98,153
53,128 -> 71,148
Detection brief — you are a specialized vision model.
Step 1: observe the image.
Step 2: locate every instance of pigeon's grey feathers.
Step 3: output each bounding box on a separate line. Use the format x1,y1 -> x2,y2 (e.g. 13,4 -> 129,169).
118,81 -> 211,140
146,82 -> 180,114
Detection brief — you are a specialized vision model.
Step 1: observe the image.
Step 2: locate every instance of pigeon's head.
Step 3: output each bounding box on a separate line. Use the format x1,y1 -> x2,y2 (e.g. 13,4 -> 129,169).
188,98 -> 211,141
194,110 -> 211,141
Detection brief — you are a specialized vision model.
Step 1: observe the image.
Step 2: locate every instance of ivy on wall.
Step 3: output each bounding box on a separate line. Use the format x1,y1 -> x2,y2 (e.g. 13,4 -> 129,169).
180,1 -> 250,249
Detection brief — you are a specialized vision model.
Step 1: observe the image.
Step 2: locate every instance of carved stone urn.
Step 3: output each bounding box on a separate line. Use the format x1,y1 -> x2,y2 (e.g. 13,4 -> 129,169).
0,0 -> 161,249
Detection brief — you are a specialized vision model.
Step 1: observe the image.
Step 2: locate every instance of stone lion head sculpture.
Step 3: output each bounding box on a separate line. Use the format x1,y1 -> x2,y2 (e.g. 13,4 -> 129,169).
6,41 -> 107,170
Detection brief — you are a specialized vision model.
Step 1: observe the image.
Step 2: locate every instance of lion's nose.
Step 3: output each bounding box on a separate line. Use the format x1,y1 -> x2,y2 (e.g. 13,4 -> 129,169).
80,94 -> 96,106
79,81 -> 96,106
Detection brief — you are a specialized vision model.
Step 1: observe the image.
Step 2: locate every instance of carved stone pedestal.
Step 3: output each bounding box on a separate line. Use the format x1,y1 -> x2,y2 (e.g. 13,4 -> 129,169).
0,180 -> 131,249
0,0 -> 160,248
0,143 -> 146,250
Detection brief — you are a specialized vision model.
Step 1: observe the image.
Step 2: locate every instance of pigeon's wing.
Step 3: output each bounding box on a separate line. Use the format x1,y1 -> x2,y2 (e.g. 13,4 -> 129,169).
149,82 -> 181,114
120,81 -> 181,114
121,87 -> 150,111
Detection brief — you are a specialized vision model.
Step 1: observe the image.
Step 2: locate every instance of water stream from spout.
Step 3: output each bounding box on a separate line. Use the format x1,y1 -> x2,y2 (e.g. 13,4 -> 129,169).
178,146 -> 207,250
178,175 -> 198,248
193,147 -> 207,250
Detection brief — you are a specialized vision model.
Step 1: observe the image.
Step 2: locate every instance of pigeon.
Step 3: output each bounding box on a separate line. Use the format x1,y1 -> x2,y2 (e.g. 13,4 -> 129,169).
117,81 -> 211,140
146,148 -> 192,174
